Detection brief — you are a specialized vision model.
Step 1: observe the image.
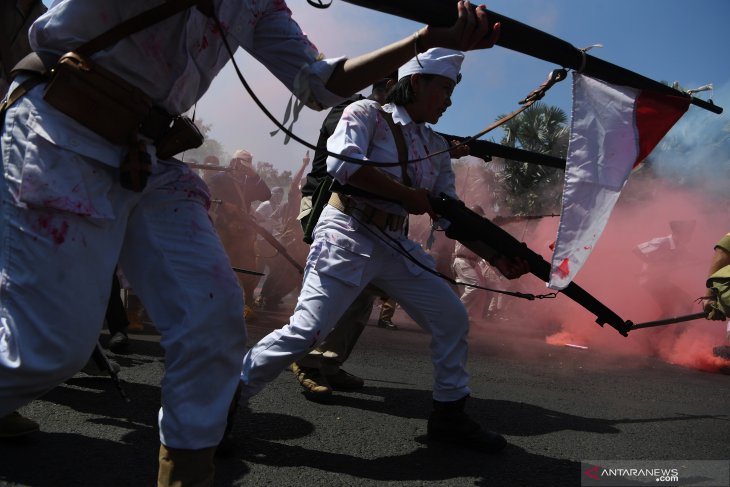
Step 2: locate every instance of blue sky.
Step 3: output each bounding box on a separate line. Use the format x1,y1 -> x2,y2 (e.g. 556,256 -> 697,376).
203,0 -> 730,171
41,1 -> 730,172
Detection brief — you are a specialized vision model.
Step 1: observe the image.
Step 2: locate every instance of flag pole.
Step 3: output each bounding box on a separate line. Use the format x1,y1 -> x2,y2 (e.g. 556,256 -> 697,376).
342,0 -> 723,115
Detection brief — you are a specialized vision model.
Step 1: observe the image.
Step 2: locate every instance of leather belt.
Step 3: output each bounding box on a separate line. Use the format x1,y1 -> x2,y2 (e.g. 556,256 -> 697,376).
329,193 -> 406,232
7,52 -> 173,143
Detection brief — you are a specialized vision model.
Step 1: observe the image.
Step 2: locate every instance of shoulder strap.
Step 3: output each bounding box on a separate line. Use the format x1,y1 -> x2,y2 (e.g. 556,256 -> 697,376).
0,75 -> 44,120
379,109 -> 411,187
76,0 -> 214,57
9,0 -> 213,80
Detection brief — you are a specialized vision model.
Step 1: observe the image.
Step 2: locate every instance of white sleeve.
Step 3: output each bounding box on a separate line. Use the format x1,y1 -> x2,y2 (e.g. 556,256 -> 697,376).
325,100 -> 379,185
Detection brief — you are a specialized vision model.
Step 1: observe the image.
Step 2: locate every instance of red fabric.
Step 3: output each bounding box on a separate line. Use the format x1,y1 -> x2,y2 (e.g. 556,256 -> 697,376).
633,92 -> 690,167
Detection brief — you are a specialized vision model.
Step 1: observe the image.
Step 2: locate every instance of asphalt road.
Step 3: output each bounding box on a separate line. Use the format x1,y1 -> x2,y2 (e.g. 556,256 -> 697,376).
2,306 -> 729,487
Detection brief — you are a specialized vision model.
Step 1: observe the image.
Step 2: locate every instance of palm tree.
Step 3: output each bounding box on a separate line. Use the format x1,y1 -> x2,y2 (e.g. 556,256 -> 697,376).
494,102 -> 569,215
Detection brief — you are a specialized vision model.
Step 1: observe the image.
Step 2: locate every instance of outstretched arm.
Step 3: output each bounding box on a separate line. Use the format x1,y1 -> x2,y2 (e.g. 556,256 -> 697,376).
325,1 -> 500,97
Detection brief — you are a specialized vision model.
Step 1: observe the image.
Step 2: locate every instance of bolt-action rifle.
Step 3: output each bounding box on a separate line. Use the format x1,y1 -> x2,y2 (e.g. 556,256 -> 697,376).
430,194 -> 633,336
342,0 -> 722,115
243,212 -> 304,275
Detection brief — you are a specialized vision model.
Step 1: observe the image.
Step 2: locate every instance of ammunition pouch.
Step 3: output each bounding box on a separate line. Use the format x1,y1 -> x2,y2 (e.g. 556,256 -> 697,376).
43,52 -> 203,154
38,51 -> 204,190
43,52 -> 153,145
155,115 -> 204,160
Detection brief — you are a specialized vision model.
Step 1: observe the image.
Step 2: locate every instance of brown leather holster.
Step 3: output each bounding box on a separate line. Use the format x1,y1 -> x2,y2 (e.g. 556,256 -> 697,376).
43,51 -> 203,158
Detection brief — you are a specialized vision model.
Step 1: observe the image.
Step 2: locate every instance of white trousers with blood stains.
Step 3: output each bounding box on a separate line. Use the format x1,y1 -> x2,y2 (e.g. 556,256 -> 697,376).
240,205 -> 472,402
0,88 -> 247,449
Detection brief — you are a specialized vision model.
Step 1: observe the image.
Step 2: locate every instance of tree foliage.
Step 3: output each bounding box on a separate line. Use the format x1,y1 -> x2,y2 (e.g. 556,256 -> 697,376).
181,118 -> 227,165
495,102 -> 569,215
256,161 -> 293,192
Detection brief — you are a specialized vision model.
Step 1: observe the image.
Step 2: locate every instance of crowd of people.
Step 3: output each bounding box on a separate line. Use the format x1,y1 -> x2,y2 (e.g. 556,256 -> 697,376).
1,1 -> 727,486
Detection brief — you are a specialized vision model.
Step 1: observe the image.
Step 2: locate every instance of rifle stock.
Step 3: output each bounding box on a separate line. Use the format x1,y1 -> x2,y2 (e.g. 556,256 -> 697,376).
342,0 -> 722,115
430,194 -> 632,336
244,214 -> 304,275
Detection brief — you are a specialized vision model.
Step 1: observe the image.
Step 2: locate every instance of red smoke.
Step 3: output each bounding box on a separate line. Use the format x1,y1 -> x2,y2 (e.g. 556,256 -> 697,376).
459,170 -> 729,373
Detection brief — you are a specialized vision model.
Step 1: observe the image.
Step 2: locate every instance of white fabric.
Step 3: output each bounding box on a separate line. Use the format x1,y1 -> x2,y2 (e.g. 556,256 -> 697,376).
240,101 -> 471,402
326,100 -> 456,216
232,149 -> 253,162
452,256 -> 489,322
0,93 -> 247,448
549,73 -> 645,290
398,47 -> 464,82
28,0 -> 345,168
550,73 -> 688,290
240,207 -> 472,402
254,200 -> 277,235
1,0 -> 348,449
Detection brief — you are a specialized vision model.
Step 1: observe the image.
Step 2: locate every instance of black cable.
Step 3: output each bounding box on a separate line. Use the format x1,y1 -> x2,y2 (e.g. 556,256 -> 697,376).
340,206 -> 557,301
210,15 -> 564,168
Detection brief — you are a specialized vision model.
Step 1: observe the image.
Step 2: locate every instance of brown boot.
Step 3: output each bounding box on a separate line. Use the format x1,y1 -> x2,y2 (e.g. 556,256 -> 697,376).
290,362 -> 332,396
157,444 -> 216,487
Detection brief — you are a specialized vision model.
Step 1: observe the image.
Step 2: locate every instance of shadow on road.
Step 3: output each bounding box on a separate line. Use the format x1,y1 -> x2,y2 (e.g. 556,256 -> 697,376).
218,410 -> 580,485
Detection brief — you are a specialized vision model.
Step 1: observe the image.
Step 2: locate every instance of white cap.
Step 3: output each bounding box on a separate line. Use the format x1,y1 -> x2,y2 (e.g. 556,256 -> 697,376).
398,48 -> 464,83
232,149 -> 253,162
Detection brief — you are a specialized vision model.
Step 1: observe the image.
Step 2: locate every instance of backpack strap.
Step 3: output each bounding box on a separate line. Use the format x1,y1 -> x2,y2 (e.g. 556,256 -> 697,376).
77,0 -> 214,58
378,109 -> 411,187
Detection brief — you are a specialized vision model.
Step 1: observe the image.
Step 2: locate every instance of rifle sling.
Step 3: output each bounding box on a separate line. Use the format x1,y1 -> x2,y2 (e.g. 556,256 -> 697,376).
76,0 -> 214,58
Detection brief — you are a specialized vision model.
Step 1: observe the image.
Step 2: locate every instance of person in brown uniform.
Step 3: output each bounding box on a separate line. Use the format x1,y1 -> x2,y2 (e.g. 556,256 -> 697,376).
208,150 -> 271,317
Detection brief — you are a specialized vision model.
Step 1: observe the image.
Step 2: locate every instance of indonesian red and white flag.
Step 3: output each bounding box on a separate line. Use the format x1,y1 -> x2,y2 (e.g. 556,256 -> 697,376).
548,73 -> 690,290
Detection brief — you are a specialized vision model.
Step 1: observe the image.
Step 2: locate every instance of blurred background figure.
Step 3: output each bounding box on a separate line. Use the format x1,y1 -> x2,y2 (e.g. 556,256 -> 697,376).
376,297 -> 399,330
452,205 -> 491,323
209,150 -> 271,318
200,154 -> 221,187
633,220 -> 697,317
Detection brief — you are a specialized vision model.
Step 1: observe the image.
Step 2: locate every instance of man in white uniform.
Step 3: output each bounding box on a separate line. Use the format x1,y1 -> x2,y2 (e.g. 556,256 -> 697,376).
0,0 -> 500,484
239,48 -> 529,453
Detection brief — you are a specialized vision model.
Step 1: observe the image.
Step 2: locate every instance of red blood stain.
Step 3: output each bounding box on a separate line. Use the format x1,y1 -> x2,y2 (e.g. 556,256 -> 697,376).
36,214 -> 69,245
557,258 -> 570,277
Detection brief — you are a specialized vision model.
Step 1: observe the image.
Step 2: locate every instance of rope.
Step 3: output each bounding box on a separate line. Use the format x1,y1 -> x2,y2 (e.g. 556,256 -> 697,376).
341,206 -> 557,301
575,44 -> 603,74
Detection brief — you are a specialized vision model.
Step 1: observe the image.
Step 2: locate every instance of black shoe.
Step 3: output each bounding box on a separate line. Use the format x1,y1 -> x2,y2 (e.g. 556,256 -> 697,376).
427,396 -> 506,453
377,319 -> 398,330
108,332 -> 129,353
325,368 -> 364,391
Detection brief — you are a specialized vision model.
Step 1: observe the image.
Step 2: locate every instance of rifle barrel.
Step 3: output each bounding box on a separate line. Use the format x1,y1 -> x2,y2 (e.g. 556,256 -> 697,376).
186,163 -> 232,172
342,0 -> 722,115
430,195 -> 632,336
439,132 -> 567,170
631,312 -> 707,330
232,266 -> 265,277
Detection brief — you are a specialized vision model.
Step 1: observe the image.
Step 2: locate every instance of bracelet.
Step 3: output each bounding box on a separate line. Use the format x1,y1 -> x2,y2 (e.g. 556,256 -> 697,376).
413,31 -> 424,67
